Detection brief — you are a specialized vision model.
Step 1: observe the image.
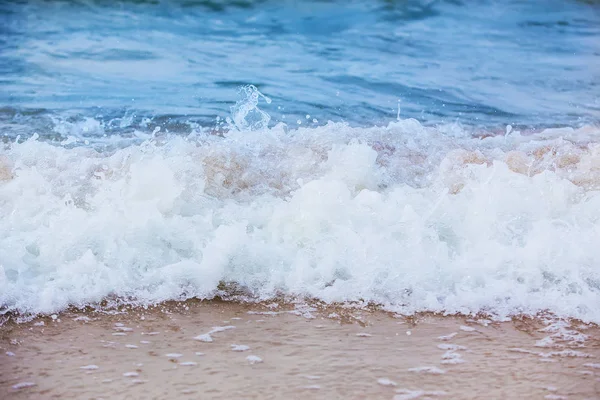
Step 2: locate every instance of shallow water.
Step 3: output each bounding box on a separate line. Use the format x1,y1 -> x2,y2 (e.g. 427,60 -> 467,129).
1,1 -> 600,321
1,302 -> 599,399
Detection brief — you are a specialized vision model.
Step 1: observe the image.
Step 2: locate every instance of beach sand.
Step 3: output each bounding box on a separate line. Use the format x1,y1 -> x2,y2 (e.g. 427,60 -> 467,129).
1,300 -> 599,399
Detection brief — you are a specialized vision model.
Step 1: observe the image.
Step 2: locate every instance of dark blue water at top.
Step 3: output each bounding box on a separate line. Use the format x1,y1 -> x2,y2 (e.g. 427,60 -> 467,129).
1,0 -> 599,139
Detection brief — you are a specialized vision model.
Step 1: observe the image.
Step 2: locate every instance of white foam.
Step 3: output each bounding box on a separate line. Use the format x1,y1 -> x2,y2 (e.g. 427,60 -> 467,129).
440,351 -> 465,364
246,355 -> 263,364
193,334 -> 213,342
125,344 -> 138,349
210,326 -> 235,333
535,337 -> 555,348
231,344 -> 250,352
508,348 -> 538,354
80,364 -> 99,370
537,320 -> 588,347
165,353 -> 183,358
302,385 -> 321,390
577,370 -> 594,375
407,366 -> 446,374
247,311 -> 280,316
584,363 -> 600,369
2,121 -> 600,322
193,326 -> 235,342
539,350 -> 591,358
114,327 -> 133,332
6,351 -> 15,356
179,361 -> 197,366
437,333 -> 457,341
395,389 -> 447,400
123,372 -> 139,377
459,326 -> 476,332
377,378 -> 397,386
12,382 -> 36,390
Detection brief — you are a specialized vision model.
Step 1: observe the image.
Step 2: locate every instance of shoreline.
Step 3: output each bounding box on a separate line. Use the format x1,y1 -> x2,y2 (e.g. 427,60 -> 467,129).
1,300 -> 599,399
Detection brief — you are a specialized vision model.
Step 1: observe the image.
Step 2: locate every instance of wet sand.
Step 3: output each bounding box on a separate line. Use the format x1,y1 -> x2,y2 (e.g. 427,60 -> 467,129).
1,300 -> 599,399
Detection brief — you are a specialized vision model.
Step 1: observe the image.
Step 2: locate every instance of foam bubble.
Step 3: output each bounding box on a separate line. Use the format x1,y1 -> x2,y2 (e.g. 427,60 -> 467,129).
193,334 -> 213,342
440,351 -> 465,364
193,326 -> 235,343
437,333 -> 457,341
395,389 -> 446,400
407,366 -> 446,374
246,355 -> 263,364
12,382 -> 36,390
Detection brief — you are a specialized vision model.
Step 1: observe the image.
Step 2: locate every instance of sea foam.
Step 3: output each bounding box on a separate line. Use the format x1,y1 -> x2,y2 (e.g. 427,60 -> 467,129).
1,118 -> 600,322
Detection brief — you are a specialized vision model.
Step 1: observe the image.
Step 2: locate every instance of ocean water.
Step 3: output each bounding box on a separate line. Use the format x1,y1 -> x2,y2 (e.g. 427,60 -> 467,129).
1,0 -> 600,321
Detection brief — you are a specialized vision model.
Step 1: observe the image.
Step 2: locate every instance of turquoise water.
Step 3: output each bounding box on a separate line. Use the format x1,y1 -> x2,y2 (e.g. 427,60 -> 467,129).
1,0 -> 599,139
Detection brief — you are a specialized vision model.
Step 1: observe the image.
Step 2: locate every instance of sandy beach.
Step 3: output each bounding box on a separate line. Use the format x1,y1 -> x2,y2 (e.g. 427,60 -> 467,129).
1,300 -> 599,399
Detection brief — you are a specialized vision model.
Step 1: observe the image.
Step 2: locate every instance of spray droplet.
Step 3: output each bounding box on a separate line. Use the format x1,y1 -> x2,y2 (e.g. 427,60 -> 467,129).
230,85 -> 272,131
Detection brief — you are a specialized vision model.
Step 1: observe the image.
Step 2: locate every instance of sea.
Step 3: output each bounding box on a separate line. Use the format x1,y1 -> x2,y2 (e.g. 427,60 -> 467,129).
1,0 -> 599,322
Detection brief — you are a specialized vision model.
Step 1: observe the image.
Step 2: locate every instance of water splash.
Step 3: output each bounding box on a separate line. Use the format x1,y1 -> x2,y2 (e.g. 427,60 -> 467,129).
2,120 -> 600,321
229,85 -> 272,131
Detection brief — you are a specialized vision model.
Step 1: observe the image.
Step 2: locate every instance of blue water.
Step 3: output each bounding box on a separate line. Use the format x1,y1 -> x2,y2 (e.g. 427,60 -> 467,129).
1,0 -> 599,140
